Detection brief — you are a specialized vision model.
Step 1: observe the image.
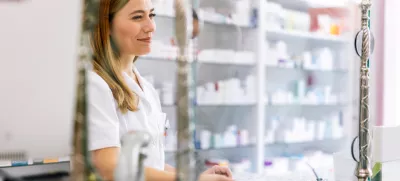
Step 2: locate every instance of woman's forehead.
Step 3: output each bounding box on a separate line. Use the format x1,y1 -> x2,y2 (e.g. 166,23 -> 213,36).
122,0 -> 153,13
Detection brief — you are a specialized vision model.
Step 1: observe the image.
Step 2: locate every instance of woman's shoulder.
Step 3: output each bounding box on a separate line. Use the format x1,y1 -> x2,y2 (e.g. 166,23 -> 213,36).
88,71 -> 112,93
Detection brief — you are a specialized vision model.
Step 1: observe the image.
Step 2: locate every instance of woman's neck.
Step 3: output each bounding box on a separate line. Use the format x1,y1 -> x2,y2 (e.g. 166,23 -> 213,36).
120,54 -> 143,91
119,54 -> 136,77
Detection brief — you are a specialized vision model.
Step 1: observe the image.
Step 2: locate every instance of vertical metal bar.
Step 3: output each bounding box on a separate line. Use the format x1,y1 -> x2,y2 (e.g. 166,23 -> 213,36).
71,1 -> 100,181
355,0 -> 373,180
368,10 -> 370,68
190,4 -> 204,177
174,0 -> 196,181
256,0 -> 266,174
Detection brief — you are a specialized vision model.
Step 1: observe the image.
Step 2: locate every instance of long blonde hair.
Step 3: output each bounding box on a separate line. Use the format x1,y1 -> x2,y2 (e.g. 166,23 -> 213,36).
91,0 -> 138,113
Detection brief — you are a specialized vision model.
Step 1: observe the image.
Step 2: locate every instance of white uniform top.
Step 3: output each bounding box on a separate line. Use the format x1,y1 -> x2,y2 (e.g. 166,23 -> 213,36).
88,67 -> 167,170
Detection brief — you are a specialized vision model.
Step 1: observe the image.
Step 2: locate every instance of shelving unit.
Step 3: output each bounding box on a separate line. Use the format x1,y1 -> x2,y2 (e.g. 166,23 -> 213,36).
266,28 -> 349,43
141,56 -> 256,66
135,0 -> 357,175
155,11 -> 253,28
164,138 -> 344,153
261,0 -> 355,176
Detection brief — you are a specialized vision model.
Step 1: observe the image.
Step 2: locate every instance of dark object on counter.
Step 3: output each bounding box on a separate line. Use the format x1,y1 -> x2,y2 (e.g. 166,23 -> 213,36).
19,172 -> 69,181
1,170 -> 69,181
0,169 -> 24,181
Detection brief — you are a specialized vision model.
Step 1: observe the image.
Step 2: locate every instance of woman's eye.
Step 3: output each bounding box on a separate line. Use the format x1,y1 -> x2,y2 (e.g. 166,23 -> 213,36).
132,15 -> 142,20
150,13 -> 156,18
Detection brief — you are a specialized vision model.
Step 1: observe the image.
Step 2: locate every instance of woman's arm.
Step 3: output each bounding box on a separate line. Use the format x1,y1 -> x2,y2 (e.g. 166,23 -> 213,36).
91,147 -> 118,181
164,164 -> 176,172
91,147 -> 233,181
92,147 -> 176,181
145,167 -> 175,181
88,74 -> 231,181
89,73 -> 175,181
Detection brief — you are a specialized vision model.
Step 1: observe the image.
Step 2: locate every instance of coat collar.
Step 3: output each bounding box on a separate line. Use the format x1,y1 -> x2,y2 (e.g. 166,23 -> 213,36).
121,67 -> 152,111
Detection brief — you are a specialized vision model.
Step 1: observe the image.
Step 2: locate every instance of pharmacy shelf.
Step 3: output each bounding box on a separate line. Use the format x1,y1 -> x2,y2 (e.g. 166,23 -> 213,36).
162,103 -> 257,107
264,138 -> 346,157
266,28 -> 349,43
266,65 -> 348,73
148,0 -> 356,174
196,59 -> 255,66
165,139 -> 345,172
264,104 -> 347,119
268,0 -> 350,11
265,103 -> 348,115
165,138 -> 344,155
266,103 -> 347,106
196,103 -> 257,106
136,57 -> 255,86
165,144 -> 257,153
156,12 -> 253,29
141,56 -> 256,66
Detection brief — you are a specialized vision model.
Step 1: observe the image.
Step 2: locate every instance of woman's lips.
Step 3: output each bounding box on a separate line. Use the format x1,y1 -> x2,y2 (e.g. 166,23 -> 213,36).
137,37 -> 152,43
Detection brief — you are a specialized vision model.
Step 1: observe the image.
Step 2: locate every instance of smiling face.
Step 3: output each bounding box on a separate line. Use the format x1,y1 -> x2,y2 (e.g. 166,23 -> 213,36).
111,0 -> 156,56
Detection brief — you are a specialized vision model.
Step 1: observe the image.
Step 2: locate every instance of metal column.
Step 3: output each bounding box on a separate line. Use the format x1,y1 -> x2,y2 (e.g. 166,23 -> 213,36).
354,0 -> 373,180
174,0 -> 197,181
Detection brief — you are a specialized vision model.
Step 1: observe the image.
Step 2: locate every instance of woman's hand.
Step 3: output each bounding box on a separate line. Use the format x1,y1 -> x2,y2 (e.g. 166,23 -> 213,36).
164,164 -> 176,172
202,165 -> 233,178
198,173 -> 233,181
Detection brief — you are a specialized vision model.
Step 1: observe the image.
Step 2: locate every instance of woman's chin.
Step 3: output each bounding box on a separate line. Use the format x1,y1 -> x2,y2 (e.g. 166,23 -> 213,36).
134,48 -> 151,56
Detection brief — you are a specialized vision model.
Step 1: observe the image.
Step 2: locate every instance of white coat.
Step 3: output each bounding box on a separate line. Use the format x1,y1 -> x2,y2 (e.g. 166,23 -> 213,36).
88,67 -> 168,170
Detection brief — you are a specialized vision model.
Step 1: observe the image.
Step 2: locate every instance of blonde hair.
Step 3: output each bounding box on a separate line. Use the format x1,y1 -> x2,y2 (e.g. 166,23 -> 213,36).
91,0 -> 138,113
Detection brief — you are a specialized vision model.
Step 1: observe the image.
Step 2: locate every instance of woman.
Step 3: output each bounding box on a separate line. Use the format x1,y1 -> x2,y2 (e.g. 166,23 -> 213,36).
88,0 -> 233,181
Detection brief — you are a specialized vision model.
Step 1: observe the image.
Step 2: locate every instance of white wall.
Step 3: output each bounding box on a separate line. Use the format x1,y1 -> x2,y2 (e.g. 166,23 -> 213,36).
383,0 -> 400,126
0,0 -> 81,159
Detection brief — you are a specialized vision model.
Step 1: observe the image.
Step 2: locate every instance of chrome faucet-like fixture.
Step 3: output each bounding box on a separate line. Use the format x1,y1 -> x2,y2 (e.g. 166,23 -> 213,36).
115,132 -> 151,181
354,0 -> 373,180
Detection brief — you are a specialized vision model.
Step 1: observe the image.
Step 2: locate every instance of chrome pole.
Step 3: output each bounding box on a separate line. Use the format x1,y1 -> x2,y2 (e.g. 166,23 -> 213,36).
174,0 -> 196,181
355,0 -> 373,180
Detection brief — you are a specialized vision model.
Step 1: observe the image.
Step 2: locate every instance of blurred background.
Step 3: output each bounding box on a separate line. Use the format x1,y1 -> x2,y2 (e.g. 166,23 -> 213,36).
136,0 -> 359,178
2,0 -> 400,180
135,0 -> 398,178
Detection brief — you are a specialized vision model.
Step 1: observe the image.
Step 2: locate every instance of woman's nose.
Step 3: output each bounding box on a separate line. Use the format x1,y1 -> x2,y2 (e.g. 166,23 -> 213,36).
143,18 -> 156,33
